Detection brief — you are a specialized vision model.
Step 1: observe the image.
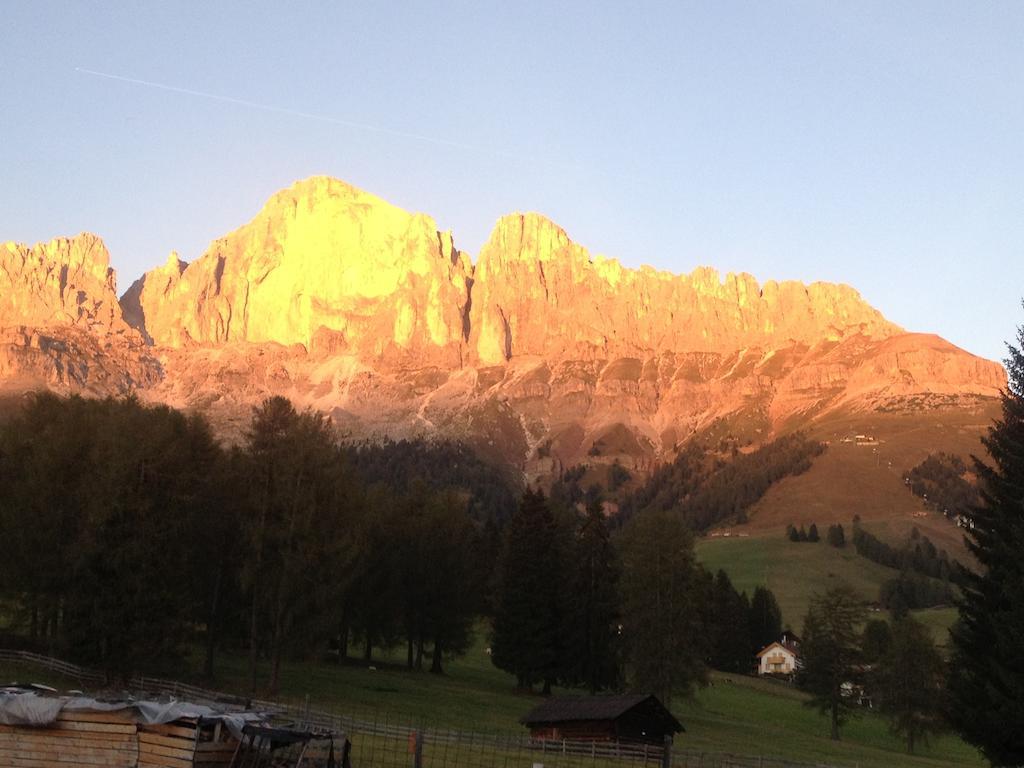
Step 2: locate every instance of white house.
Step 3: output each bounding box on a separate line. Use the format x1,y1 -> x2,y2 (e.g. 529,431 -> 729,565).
756,641 -> 799,676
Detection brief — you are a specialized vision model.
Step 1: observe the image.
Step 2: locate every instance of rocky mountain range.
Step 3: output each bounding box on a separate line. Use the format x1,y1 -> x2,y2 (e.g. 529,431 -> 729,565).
0,176 -> 1005,483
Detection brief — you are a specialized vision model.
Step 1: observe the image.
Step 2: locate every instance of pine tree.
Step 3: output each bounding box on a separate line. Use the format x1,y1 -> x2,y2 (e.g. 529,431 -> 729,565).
491,488 -> 565,691
949,313 -> 1024,765
874,616 -> 947,754
799,584 -> 866,740
562,495 -> 621,692
619,508 -> 709,706
242,396 -> 355,695
860,618 -> 892,666
709,570 -> 752,673
749,586 -> 783,652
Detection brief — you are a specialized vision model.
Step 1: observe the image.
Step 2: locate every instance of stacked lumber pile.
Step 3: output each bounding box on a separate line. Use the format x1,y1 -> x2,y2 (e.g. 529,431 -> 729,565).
193,720 -> 239,767
137,718 -> 199,767
0,710 -> 242,768
137,718 -> 240,768
0,708 -> 139,767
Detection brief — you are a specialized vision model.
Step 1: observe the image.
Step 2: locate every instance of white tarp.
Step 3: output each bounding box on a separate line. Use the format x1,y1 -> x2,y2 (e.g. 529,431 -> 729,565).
0,691 -> 65,726
0,689 -> 261,739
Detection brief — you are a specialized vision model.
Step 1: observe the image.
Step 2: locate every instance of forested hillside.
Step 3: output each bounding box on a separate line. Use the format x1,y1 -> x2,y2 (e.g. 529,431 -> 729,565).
616,433 -> 826,529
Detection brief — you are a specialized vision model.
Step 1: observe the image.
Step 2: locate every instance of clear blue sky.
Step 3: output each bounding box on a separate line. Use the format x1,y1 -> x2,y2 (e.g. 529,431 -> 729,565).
2,1 -> 1022,362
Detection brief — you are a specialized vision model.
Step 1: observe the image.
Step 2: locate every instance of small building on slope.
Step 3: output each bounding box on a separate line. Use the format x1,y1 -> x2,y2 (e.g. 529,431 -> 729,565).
756,634 -> 801,677
519,694 -> 683,745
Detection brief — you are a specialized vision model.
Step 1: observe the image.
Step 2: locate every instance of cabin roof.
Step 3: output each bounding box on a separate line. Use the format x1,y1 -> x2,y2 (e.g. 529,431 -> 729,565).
756,641 -> 799,658
520,694 -> 683,733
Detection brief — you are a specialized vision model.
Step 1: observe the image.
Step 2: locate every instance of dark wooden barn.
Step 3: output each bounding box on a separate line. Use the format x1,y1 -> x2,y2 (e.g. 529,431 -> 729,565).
520,694 -> 683,745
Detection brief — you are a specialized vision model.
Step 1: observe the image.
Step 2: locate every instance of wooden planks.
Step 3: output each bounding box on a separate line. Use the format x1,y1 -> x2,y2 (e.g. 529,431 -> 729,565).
0,709 -> 139,768
1,705 -> 245,768
193,725 -> 238,767
138,721 -> 197,768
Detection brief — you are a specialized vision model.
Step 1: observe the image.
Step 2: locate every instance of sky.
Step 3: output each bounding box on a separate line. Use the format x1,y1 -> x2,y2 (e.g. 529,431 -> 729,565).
2,1 -> 1022,363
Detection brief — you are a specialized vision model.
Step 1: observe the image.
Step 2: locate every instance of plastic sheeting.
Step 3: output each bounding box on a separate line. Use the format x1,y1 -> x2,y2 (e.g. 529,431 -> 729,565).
0,691 -> 64,726
0,689 -> 262,739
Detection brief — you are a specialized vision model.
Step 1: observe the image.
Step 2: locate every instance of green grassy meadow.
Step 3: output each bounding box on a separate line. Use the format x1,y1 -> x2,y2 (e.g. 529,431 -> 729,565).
179,639 -> 985,767
695,529 -> 961,655
695,531 -> 904,630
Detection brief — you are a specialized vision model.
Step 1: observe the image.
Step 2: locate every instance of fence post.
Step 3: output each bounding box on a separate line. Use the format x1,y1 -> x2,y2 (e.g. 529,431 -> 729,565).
661,736 -> 672,768
413,729 -> 423,768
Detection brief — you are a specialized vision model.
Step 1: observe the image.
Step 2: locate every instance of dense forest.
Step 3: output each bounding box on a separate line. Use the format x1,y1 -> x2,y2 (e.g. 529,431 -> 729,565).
0,393 -> 502,688
343,438 -> 519,525
848,521 -> 963,610
0,393 -> 790,703
902,452 -> 980,522
850,522 -> 964,585
616,432 -> 825,529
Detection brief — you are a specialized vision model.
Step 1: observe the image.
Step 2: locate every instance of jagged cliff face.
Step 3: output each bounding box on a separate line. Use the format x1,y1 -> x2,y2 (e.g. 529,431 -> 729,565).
469,213 -> 900,364
1,235 -> 127,333
0,176 -> 1007,478
0,235 -> 161,395
125,185 -> 901,368
123,177 -> 473,367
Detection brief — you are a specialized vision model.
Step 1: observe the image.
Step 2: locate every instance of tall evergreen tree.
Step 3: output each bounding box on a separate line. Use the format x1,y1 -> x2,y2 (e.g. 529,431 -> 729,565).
562,495 -> 621,692
417,490 -> 481,675
860,618 -> 892,666
874,616 -> 947,754
949,312 -> 1024,765
242,396 -> 356,695
709,570 -> 752,673
491,488 -> 565,691
749,586 -> 783,651
799,584 -> 866,741
618,508 -> 709,706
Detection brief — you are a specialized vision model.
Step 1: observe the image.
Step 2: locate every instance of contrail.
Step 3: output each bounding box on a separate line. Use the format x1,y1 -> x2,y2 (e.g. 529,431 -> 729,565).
73,66 -> 500,155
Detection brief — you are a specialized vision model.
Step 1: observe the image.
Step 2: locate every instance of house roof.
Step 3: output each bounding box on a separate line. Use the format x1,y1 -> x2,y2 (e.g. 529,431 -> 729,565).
756,641 -> 798,658
520,694 -> 683,733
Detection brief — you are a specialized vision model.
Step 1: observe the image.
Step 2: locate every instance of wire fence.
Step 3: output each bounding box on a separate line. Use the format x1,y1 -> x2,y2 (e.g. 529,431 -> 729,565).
0,649 -> 849,768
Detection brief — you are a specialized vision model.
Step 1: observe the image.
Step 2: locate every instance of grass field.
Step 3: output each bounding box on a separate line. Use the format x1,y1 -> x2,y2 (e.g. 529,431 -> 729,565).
1,628 -> 982,768
740,404 -> 994,569
695,529 -> 961,654
696,530 -> 902,630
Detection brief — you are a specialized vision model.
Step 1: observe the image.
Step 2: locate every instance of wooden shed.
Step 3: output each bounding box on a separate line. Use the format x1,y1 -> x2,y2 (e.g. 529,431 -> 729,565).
520,694 -> 683,745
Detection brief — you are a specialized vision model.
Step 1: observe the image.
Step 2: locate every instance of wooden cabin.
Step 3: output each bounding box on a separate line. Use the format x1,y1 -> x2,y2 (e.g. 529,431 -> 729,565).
520,694 -> 683,745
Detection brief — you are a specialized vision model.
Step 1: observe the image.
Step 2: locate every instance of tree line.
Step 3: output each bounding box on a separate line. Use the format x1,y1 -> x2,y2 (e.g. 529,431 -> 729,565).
0,393 -> 505,690
785,522 -> 821,542
491,487 -> 786,705
0,391 -> 789,707
798,584 -> 946,753
617,432 -> 825,530
902,452 -> 979,521
784,519 -> 958,610
850,521 -> 964,585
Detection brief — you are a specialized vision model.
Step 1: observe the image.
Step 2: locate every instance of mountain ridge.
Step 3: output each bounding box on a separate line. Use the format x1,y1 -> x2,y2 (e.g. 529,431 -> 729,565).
119,175 -> 906,366
0,175 -> 1006,486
